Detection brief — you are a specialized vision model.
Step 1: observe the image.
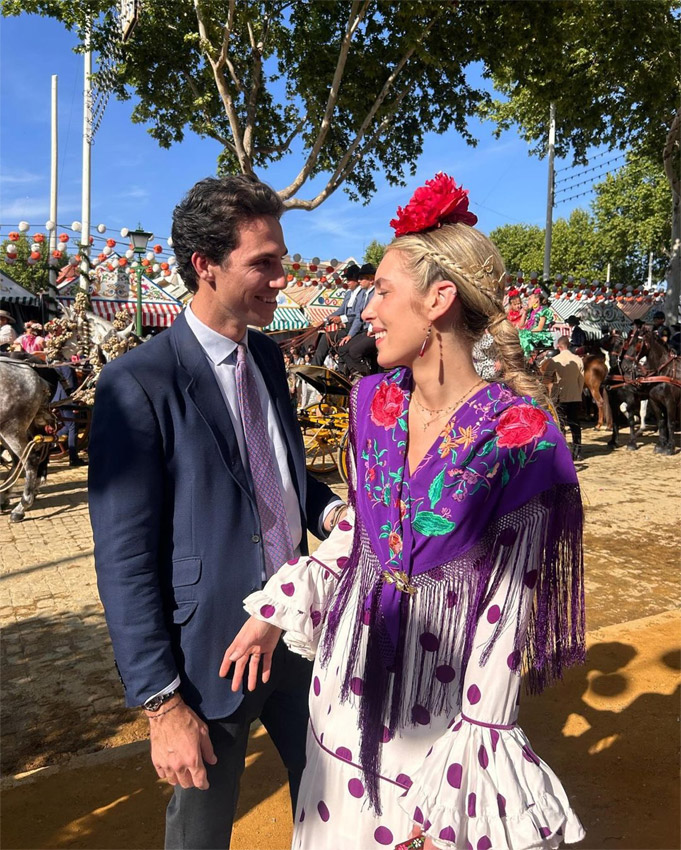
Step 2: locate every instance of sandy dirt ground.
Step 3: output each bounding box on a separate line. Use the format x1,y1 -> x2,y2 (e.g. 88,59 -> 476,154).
1,423 -> 679,849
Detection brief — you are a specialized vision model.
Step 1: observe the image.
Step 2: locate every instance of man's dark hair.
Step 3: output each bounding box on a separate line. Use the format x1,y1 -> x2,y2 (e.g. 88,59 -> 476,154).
652,310 -> 665,321
172,175 -> 284,293
566,315 -> 580,326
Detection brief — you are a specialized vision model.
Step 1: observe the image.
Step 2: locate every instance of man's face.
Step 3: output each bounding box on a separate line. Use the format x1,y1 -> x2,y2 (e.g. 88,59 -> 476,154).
359,275 -> 374,289
200,215 -> 286,330
0,318 -> 8,327
347,279 -> 359,290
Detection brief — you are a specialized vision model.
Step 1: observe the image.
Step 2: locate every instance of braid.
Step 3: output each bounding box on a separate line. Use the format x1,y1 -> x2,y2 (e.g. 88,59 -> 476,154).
420,249 -> 504,311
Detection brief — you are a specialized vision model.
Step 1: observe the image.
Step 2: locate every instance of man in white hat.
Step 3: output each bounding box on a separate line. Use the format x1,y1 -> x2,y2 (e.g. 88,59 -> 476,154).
0,310 -> 17,349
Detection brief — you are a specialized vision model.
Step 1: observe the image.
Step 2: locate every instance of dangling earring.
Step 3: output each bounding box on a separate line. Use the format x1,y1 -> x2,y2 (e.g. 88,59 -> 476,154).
418,323 -> 432,358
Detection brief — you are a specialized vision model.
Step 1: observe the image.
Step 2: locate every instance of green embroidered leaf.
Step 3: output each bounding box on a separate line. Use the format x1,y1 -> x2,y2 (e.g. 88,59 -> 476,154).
412,511 -> 457,536
379,531 -> 389,538
380,523 -> 392,533
478,439 -> 496,457
383,487 -> 391,506
501,462 -> 510,487
428,468 -> 445,509
396,416 -> 408,432
518,448 -> 526,467
536,440 -> 557,450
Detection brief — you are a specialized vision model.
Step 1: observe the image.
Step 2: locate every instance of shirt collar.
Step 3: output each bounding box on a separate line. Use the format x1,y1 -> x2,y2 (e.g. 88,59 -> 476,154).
185,302 -> 248,365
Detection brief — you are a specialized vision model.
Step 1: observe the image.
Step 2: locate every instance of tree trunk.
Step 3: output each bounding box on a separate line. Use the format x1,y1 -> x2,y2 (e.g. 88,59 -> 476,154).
662,108 -> 680,322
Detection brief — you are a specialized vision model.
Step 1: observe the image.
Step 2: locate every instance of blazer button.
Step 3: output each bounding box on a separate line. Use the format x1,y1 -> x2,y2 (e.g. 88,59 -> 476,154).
251,534 -> 261,543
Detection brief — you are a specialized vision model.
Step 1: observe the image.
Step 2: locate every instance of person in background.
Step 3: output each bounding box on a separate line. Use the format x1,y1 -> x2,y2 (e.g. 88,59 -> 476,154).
15,322 -> 45,354
338,263 -> 378,376
518,289 -> 555,356
312,265 -> 362,366
566,315 -> 587,353
651,311 -> 672,344
0,310 -> 17,350
543,336 -> 586,461
505,288 -> 526,328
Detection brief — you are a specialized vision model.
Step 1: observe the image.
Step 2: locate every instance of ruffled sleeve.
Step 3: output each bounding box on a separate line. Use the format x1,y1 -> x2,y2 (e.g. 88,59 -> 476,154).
243,508 -> 355,659
398,539 -> 585,849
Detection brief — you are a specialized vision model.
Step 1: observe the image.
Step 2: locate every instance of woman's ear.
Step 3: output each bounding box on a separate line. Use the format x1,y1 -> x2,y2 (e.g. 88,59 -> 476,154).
427,280 -> 457,321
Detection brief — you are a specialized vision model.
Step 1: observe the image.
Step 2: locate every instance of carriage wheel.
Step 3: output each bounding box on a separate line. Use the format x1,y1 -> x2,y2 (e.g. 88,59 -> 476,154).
304,426 -> 339,475
336,427 -> 350,484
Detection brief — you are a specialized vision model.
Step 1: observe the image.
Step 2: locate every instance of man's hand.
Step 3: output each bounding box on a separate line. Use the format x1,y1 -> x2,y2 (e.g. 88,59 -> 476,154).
339,335 -> 351,346
219,617 -> 282,692
322,504 -> 347,534
147,696 -> 217,790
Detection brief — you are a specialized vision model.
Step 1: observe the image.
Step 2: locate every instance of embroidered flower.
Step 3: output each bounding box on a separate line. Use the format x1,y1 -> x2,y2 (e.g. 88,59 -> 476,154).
389,173 -> 478,237
440,507 -> 452,518
453,425 -> 476,450
370,382 -> 406,430
461,468 -> 478,484
388,532 -> 403,556
367,466 -> 377,481
393,498 -> 408,520
496,404 -> 548,449
486,462 -> 500,479
452,490 -> 465,502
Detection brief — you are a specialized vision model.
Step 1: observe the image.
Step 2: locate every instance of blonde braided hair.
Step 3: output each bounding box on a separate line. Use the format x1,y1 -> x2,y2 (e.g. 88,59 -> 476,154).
386,223 -> 551,408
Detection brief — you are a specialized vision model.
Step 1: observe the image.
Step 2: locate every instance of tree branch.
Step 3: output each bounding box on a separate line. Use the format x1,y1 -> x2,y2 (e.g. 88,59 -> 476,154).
242,20 -> 263,158
255,113 -> 309,156
662,106 -> 681,199
182,71 -> 234,150
278,0 -> 371,200
194,0 -> 252,173
215,0 -> 243,94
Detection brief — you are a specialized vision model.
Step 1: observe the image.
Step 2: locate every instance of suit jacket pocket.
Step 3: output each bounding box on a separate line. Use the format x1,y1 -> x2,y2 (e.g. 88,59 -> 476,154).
172,600 -> 198,625
171,557 -> 202,587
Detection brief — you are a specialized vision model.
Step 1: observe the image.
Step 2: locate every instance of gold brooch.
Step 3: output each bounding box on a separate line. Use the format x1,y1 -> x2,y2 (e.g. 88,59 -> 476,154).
381,570 -> 417,595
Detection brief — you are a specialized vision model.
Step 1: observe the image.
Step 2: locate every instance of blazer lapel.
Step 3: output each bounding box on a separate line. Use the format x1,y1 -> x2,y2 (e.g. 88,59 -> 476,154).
171,314 -> 252,497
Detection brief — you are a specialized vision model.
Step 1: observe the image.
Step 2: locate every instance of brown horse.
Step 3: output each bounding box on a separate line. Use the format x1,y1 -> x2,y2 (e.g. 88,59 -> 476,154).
638,332 -> 681,455
582,353 -> 612,429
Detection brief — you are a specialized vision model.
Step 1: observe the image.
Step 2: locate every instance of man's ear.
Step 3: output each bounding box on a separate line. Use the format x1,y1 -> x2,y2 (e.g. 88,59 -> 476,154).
427,280 -> 458,321
191,252 -> 215,285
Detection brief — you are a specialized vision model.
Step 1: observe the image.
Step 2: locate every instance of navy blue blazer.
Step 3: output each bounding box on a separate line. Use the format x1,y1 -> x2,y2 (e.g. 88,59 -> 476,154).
88,312 -> 337,719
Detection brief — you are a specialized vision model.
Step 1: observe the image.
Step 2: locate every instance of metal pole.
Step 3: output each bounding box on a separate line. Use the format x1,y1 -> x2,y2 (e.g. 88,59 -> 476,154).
647,251 -> 653,287
136,259 -> 143,336
80,19 -> 92,294
542,102 -> 556,283
49,75 -> 58,291
606,263 -> 611,284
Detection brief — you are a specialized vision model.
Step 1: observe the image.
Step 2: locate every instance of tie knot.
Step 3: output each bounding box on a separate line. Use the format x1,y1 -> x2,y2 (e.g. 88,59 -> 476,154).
236,342 -> 247,364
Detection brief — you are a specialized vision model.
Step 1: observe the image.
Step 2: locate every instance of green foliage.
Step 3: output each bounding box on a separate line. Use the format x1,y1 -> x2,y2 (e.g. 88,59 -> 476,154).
491,155 -> 671,285
363,239 -> 386,266
0,237 -> 67,294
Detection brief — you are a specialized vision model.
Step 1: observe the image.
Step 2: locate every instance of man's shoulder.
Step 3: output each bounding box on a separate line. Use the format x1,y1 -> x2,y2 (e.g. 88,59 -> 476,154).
100,328 -> 176,384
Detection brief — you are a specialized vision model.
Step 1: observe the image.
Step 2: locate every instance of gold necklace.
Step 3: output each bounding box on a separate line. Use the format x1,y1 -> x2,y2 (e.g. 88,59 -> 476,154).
411,379 -> 485,432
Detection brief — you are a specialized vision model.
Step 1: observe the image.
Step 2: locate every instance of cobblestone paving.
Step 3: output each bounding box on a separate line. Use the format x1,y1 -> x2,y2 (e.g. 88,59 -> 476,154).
0,458 -> 347,777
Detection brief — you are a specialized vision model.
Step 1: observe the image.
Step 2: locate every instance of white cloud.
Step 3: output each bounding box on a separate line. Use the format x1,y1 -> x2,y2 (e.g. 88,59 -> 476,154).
1,195 -> 81,221
0,170 -> 44,186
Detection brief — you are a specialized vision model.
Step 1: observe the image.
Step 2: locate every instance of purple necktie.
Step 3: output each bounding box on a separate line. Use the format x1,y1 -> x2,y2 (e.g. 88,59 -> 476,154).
235,343 -> 294,577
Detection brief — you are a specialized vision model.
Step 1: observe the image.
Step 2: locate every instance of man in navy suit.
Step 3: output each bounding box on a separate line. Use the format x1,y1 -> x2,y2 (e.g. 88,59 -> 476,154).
311,264 -> 361,366
89,175 -> 343,849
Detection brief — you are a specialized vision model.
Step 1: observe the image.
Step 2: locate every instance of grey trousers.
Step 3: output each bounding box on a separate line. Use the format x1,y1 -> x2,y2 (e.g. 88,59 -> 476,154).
165,642 -> 312,849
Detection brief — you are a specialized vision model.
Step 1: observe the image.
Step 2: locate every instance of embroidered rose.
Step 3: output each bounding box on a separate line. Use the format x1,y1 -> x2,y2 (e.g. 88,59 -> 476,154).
390,173 -> 478,237
370,382 -> 406,430
496,405 -> 547,449
388,532 -> 403,556
367,466 -> 377,481
394,497 -> 408,520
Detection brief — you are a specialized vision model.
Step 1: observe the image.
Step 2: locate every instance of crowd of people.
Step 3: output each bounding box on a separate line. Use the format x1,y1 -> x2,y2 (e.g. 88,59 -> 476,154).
0,313 -> 46,354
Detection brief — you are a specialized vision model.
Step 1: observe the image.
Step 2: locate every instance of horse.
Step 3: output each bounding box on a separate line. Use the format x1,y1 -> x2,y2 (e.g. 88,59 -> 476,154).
0,360 -> 52,522
637,332 -> 681,455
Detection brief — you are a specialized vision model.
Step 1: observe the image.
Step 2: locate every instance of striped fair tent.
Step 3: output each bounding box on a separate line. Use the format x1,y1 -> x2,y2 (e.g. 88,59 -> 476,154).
263,291 -> 309,332
284,282 -> 322,307
0,270 -> 38,305
56,258 -> 182,328
305,286 -> 347,325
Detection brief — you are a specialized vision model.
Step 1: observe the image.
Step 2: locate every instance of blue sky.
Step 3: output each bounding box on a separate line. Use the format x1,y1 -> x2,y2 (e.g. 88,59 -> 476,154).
1,13 -> 599,264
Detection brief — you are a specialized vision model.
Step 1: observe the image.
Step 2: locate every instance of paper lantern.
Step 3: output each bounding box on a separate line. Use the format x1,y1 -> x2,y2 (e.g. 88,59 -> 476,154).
152,264 -> 160,273
5,255 -> 16,264
120,227 -> 129,238
97,223 -> 106,233
292,262 -> 300,270
71,221 -> 82,232
27,257 -> 37,265
59,233 -> 69,243
107,264 -> 114,271
153,244 -> 163,254
30,250 -> 41,260
125,249 -> 134,259
168,256 -> 176,266
98,253 -> 106,262
45,220 -> 55,231
303,275 -> 310,282
330,258 -> 338,266
320,276 -> 327,283
32,233 -> 45,243
287,274 -> 294,282
160,262 -> 169,270
146,251 -> 154,261
52,249 -> 63,259
8,232 -> 20,241
309,264 -> 317,272
18,221 -> 29,232
142,258 -> 150,266
167,237 -> 173,248
6,243 -> 18,256
292,253 -> 301,262
31,243 -> 42,253
326,266 -> 334,274
164,269 -> 171,277
118,257 -> 127,267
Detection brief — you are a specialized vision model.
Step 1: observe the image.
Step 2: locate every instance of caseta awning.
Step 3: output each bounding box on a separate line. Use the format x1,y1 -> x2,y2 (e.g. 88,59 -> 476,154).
264,307 -> 309,331
58,296 -> 182,328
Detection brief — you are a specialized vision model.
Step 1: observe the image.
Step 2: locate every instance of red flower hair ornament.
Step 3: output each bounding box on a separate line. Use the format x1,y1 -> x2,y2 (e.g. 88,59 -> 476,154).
390,172 -> 478,237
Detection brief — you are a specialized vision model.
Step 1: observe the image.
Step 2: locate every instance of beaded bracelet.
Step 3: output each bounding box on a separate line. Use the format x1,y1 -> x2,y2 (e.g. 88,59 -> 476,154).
146,700 -> 181,720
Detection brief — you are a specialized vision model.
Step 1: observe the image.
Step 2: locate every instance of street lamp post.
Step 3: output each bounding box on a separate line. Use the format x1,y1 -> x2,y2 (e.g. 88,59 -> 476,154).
128,225 -> 153,336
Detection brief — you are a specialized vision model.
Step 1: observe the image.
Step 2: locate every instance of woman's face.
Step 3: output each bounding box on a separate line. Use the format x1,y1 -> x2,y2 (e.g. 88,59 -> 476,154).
528,293 -> 539,309
509,296 -> 521,311
363,249 -> 428,370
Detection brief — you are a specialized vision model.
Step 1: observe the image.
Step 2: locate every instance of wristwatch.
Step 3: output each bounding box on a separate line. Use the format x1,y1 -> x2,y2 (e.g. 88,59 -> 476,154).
143,689 -> 178,712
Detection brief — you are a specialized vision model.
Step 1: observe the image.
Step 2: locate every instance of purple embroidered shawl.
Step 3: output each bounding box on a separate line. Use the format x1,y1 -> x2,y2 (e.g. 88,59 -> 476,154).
322,370 -> 585,811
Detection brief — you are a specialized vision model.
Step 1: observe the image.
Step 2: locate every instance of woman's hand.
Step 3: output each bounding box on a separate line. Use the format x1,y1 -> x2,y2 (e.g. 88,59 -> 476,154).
219,616 -> 282,692
405,826 -> 436,849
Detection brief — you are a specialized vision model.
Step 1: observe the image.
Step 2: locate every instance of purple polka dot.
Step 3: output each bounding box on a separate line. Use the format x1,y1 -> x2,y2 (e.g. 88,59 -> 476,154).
412,704 -> 430,725
446,762 -> 463,788
336,746 -> 352,761
348,778 -> 364,798
337,519 -> 352,532
380,725 -> 393,743
478,837 -> 492,850
280,582 -> 295,596
524,569 -> 538,588
467,792 -> 476,817
419,632 -> 440,652
478,744 -> 489,769
486,604 -> 501,624
396,773 -> 412,789
467,684 -> 481,705
299,808 -> 305,822
310,610 -> 322,627
337,556 -> 349,569
446,590 -> 458,608
523,744 -> 540,765
439,827 -> 456,842
374,827 -> 393,845
465,842 -> 473,850
350,677 -> 364,696
317,801 -> 330,822
423,820 -> 432,832
539,827 -> 552,839
507,649 -> 521,671
449,718 -> 463,731
497,793 -> 506,817
436,664 -> 456,684
259,604 -> 275,618
362,608 -> 371,625
413,806 -> 424,824
313,676 -> 321,696
491,728 -> 500,753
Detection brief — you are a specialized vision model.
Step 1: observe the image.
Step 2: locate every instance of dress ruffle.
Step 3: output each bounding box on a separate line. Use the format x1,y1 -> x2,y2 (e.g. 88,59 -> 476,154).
398,714 -> 585,850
